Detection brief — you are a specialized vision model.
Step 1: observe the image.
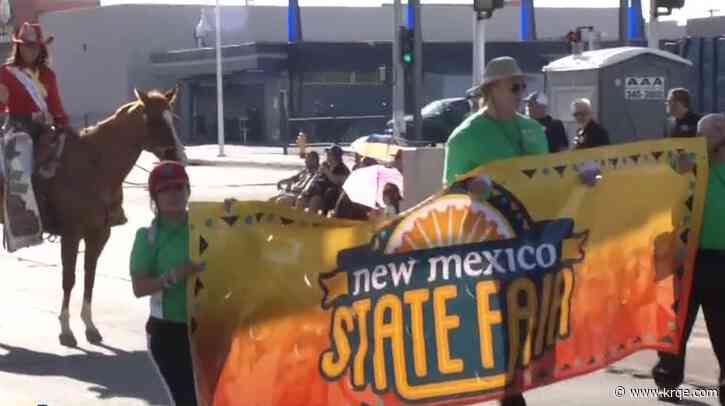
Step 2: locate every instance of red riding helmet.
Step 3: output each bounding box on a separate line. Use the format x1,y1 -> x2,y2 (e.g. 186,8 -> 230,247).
148,161 -> 189,195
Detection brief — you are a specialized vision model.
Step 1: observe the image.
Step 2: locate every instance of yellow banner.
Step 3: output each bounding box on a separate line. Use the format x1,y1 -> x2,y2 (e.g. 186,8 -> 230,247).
189,138 -> 707,406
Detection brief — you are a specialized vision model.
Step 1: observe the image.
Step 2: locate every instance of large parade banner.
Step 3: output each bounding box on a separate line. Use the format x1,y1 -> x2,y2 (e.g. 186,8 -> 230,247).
188,138 -> 707,406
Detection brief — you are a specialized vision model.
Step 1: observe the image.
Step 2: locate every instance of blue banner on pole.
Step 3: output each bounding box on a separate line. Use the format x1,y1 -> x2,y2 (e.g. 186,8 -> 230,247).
520,0 -> 536,41
288,0 -> 302,42
628,0 -> 644,41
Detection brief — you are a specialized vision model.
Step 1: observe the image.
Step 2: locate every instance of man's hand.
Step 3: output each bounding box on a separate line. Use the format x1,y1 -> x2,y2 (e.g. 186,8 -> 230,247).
674,152 -> 695,174
577,161 -> 602,187
466,175 -> 492,199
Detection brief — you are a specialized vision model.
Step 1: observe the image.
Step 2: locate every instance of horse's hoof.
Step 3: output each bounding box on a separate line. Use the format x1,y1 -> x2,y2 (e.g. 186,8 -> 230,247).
59,332 -> 77,347
85,328 -> 103,344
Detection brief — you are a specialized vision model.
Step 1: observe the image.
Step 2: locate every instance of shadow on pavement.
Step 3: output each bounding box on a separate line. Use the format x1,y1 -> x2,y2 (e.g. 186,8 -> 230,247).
0,342 -> 167,404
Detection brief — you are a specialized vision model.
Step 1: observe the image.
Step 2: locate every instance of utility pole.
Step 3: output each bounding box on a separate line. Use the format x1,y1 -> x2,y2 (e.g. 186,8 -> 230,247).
215,0 -> 225,156
619,0 -> 628,45
392,0 -> 406,139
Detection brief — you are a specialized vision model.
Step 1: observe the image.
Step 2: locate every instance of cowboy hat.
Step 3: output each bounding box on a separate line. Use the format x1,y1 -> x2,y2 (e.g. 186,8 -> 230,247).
12,22 -> 54,46
469,56 -> 526,96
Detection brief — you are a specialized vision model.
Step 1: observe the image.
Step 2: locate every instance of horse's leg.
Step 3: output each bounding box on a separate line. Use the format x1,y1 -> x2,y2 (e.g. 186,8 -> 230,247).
59,234 -> 81,347
80,226 -> 110,344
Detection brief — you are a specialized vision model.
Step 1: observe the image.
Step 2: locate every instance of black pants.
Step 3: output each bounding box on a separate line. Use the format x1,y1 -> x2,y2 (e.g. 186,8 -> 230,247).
146,317 -> 198,406
652,250 -> 725,402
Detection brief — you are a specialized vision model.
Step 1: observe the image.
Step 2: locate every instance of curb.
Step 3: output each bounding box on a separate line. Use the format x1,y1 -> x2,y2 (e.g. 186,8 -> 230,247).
187,158 -> 304,170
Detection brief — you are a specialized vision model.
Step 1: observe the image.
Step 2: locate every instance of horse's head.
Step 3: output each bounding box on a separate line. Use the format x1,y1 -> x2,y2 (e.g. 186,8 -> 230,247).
134,87 -> 187,163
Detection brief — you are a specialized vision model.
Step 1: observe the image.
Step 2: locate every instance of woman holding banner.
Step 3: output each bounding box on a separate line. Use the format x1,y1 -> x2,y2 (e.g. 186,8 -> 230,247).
129,161 -> 205,406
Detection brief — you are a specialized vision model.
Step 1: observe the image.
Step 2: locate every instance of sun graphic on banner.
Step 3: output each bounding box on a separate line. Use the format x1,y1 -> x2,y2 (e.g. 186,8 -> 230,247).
385,194 -> 516,254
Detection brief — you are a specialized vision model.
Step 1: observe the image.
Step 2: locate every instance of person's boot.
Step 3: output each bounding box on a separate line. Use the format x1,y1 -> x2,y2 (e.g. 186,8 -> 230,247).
500,394 -> 527,406
652,356 -> 684,404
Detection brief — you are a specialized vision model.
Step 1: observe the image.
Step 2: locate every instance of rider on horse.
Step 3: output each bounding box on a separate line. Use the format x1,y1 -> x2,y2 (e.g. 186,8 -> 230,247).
0,22 -> 126,242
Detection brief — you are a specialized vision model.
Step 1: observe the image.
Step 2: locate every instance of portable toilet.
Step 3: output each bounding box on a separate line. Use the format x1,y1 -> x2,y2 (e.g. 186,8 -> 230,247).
543,47 -> 693,145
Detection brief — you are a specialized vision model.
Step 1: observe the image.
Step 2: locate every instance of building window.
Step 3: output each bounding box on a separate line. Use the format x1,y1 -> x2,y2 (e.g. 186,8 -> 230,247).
303,70 -> 384,85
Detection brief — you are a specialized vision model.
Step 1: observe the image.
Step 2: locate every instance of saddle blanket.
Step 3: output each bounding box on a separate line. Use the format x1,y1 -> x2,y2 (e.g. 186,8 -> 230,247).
1,129 -> 43,252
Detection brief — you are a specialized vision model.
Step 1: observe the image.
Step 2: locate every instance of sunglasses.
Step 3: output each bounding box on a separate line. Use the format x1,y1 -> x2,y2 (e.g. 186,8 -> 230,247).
156,183 -> 187,194
511,83 -> 527,95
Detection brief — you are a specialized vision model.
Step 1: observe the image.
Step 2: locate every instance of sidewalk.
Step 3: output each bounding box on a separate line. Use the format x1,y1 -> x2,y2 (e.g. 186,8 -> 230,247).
185,144 -> 306,170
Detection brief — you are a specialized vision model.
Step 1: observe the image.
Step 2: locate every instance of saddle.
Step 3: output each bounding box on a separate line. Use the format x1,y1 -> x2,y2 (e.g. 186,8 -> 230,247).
33,124 -> 69,179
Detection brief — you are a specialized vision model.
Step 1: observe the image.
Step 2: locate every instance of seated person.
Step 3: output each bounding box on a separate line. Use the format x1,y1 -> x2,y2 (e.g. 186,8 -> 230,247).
332,191 -> 369,220
274,151 -> 319,206
333,182 -> 403,221
302,145 -> 350,214
382,183 -> 403,216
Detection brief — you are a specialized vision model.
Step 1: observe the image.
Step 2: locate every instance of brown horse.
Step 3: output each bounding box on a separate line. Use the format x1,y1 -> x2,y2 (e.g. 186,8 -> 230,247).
1,87 -> 184,347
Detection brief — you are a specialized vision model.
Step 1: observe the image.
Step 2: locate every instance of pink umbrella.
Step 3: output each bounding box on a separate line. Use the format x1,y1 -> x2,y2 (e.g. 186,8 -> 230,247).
343,165 -> 404,209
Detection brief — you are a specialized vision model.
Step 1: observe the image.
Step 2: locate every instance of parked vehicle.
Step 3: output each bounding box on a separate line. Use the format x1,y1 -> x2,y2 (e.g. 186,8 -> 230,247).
386,97 -> 473,144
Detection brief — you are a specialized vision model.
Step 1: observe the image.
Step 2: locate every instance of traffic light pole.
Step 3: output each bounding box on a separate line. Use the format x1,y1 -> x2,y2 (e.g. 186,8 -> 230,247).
411,0 -> 423,142
647,0 -> 659,49
392,0 -> 406,139
472,12 -> 487,86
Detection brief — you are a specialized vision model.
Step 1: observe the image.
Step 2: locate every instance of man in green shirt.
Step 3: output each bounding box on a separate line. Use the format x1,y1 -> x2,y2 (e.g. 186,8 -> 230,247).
652,113 -> 725,405
444,56 -> 549,406
444,57 -> 549,187
445,57 -> 602,406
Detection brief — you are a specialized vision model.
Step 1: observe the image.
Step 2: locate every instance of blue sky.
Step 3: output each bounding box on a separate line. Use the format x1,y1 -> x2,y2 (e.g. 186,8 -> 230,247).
99,0 -> 716,24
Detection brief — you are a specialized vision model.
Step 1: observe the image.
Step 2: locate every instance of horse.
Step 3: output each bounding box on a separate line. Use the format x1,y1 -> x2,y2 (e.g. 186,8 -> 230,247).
0,87 -> 185,347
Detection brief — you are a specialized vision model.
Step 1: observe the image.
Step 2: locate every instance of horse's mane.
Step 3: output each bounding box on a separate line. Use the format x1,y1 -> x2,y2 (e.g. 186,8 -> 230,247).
78,90 -> 168,138
79,101 -> 142,138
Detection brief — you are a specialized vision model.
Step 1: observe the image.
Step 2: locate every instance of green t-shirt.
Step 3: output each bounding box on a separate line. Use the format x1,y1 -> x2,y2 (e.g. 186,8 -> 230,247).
443,111 -> 549,186
130,217 -> 190,324
700,162 -> 725,250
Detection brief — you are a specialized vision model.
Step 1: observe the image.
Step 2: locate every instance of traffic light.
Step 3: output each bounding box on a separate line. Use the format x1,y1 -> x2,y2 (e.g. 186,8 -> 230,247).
399,26 -> 414,66
654,0 -> 685,16
473,0 -> 505,13
566,30 -> 578,44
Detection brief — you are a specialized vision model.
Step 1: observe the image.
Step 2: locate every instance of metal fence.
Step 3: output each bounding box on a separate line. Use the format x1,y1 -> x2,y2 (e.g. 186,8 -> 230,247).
286,115 -> 389,145
69,112 -> 114,131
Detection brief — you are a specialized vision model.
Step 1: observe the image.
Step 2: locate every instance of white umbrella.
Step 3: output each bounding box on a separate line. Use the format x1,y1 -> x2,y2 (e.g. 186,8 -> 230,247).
343,165 -> 404,209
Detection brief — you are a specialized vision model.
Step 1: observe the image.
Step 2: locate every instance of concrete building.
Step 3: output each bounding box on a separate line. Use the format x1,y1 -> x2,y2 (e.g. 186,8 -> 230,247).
39,4 -> 661,144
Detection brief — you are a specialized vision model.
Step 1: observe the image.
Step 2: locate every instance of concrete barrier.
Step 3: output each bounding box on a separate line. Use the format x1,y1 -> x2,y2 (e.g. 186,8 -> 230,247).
399,146 -> 445,211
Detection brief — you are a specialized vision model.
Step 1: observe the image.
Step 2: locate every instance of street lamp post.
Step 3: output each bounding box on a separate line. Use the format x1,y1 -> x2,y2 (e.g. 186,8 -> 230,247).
215,0 -> 226,157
